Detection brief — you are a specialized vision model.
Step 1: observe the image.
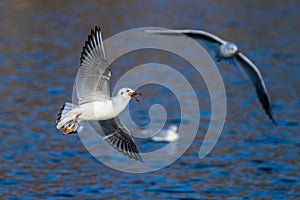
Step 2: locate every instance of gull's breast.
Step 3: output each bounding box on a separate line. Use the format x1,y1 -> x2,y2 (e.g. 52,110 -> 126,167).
78,101 -> 114,121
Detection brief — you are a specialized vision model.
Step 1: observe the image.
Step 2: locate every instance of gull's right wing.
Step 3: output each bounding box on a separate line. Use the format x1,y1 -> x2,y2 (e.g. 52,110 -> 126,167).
146,29 -> 226,59
74,26 -> 111,104
146,29 -> 226,45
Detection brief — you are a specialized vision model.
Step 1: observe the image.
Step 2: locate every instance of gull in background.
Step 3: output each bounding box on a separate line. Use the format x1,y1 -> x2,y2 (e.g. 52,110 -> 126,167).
151,125 -> 179,142
146,29 -> 277,125
56,26 -> 143,161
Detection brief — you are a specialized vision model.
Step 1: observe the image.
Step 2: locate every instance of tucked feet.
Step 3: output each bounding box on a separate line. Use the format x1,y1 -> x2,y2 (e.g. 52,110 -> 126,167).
60,113 -> 82,135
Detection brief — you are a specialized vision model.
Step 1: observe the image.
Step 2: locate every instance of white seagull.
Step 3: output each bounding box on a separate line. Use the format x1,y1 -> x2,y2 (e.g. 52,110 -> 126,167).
56,26 -> 143,161
151,125 -> 179,142
146,29 -> 277,125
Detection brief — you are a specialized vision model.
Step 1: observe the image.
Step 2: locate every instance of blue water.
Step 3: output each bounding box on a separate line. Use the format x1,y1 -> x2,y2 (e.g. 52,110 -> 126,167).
0,0 -> 299,199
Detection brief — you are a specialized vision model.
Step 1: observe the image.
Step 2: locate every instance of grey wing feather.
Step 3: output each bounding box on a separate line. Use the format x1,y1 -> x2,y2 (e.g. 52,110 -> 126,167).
146,29 -> 226,44
75,26 -> 111,104
146,29 -> 225,59
88,118 -> 143,161
234,52 -> 276,124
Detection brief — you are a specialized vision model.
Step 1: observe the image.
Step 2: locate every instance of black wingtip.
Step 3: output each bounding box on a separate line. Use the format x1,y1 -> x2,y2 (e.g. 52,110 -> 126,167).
270,117 -> 278,126
80,26 -> 102,65
104,133 -> 143,162
131,148 -> 144,162
136,154 -> 144,163
265,108 -> 277,126
264,104 -> 277,126
255,87 -> 277,126
125,148 -> 144,162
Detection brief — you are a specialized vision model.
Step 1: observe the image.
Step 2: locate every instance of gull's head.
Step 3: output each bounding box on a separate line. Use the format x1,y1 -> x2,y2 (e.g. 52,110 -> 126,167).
220,42 -> 238,57
117,88 -> 142,102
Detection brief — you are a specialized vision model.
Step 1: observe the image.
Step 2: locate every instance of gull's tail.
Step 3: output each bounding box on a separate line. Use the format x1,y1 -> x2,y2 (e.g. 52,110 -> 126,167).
56,102 -> 81,134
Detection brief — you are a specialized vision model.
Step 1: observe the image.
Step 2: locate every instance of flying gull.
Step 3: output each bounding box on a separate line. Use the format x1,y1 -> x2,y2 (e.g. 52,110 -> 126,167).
146,29 -> 277,125
56,26 -> 143,161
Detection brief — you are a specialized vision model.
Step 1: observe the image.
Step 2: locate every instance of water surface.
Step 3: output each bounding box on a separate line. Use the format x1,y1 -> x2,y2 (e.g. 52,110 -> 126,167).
0,0 -> 299,199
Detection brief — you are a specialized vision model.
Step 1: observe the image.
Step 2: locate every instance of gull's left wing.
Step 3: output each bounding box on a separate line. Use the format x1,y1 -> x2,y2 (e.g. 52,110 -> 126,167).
234,52 -> 276,124
88,118 -> 143,162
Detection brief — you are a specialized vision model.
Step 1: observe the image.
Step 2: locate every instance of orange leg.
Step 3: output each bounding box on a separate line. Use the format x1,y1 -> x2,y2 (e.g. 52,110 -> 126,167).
61,113 -> 82,134
64,123 -> 80,134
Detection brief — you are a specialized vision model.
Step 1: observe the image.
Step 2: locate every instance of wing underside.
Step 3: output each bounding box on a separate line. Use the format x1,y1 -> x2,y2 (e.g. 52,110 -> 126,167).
88,118 -> 143,161
234,52 -> 276,124
75,26 -> 111,104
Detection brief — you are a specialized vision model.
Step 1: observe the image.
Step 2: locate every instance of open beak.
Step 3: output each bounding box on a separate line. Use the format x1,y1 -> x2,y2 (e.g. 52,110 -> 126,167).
129,91 -> 142,102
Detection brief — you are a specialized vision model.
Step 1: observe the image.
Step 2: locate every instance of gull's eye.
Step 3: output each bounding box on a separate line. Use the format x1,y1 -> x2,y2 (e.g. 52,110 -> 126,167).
126,89 -> 129,92
121,92 -> 123,95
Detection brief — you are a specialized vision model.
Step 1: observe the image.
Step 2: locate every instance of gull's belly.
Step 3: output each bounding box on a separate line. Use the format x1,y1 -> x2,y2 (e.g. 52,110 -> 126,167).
78,101 -> 114,121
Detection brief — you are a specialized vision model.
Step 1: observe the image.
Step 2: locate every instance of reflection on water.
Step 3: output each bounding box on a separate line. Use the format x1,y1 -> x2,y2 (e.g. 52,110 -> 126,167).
0,0 -> 299,199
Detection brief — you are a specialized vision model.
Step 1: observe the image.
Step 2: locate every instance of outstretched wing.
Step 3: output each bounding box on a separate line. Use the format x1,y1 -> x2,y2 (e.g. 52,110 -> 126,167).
88,118 -> 143,162
234,52 -> 277,125
75,26 -> 111,104
146,29 -> 226,58
146,29 -> 225,45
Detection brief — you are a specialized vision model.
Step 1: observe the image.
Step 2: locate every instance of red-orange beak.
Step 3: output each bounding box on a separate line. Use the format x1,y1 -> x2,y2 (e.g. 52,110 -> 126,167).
129,91 -> 142,102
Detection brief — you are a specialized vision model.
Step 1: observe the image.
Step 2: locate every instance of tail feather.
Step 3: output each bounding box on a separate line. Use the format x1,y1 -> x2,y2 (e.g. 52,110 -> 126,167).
56,102 -> 79,134
56,102 -> 74,123
56,104 -> 65,124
